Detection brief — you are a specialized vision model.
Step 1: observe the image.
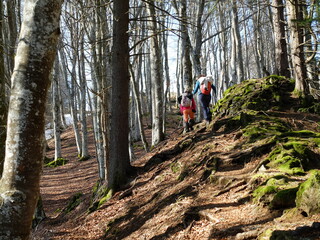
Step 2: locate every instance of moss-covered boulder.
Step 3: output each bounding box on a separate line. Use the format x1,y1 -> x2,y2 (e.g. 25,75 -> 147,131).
252,175 -> 300,209
263,134 -> 320,175
213,76 -> 294,118
296,170 -> 320,216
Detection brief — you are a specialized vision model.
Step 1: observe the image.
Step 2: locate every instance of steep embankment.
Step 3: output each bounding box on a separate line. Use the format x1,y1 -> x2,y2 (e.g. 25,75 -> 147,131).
33,76 -> 320,240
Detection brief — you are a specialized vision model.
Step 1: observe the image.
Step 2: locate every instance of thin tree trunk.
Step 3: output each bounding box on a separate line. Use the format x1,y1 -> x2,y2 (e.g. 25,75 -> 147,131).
6,0 -> 18,74
180,0 -> 193,89
146,0 -> 165,146
79,32 -> 89,159
53,57 -> 62,160
0,0 -> 7,176
129,64 -> 149,152
231,0 -> 244,83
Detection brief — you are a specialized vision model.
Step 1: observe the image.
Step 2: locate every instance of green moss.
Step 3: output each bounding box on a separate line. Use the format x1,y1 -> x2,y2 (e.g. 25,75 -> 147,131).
213,76 -> 294,119
252,175 -> 300,208
253,185 -> 277,203
265,137 -> 320,174
98,189 -> 113,208
177,165 -> 189,181
270,187 -> 299,209
242,118 -> 288,143
64,193 -> 83,213
45,158 -> 68,168
179,139 -> 192,149
296,170 -> 320,216
170,162 -> 181,173
79,155 -> 90,161
89,182 -> 113,213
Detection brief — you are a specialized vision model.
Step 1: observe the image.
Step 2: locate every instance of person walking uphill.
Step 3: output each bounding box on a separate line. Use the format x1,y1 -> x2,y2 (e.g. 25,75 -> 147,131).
178,87 -> 196,134
192,75 -> 216,125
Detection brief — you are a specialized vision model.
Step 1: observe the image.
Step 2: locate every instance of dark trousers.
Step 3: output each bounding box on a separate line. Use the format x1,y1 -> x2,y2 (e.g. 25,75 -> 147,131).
198,93 -> 212,122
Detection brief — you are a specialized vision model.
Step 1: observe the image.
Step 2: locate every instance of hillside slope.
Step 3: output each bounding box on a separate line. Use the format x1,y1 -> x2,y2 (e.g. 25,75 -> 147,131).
33,76 -> 320,240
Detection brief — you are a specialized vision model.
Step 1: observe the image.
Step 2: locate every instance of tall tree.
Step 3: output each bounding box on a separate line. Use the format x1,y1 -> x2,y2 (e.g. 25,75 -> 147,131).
0,0 -> 7,176
180,0 -> 193,89
287,0 -> 308,94
0,0 -> 63,238
272,0 -> 290,77
146,0 -> 165,146
52,57 -> 63,160
107,0 -> 131,190
6,0 -> 19,74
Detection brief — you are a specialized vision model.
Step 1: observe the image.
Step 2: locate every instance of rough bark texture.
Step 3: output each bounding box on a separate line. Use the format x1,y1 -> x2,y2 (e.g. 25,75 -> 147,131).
0,0 -> 63,239
108,0 -> 131,190
287,0 -> 307,94
147,0 -> 165,146
272,0 -> 290,78
0,0 -> 7,176
180,0 -> 193,90
53,58 -> 62,160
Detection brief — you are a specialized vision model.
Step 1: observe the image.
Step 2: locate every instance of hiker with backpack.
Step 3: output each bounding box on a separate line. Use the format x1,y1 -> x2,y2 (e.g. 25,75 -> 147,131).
178,87 -> 196,133
192,75 -> 217,125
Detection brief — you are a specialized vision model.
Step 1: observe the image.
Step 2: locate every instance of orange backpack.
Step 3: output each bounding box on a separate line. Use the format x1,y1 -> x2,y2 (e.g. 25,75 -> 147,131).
200,79 -> 212,95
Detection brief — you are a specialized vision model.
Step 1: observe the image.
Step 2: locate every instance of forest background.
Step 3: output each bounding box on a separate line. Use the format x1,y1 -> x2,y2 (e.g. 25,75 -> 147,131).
0,0 -> 320,239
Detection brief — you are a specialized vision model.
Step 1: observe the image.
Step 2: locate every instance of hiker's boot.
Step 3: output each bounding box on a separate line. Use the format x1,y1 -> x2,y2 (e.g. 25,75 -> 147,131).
189,119 -> 195,131
183,121 -> 189,134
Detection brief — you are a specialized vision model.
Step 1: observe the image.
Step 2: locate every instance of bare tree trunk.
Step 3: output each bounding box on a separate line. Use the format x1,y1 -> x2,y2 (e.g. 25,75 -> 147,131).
180,0 -> 193,89
146,0 -> 165,146
53,57 -> 62,160
0,0 -> 62,238
231,0 -> 244,83
218,1 -> 230,95
0,0 -> 7,176
6,0 -> 18,74
89,3 -> 105,180
193,0 -> 206,76
129,64 -> 149,152
107,0 -> 131,191
70,61 -> 82,156
272,0 -> 290,77
287,0 -> 308,94
79,32 -> 89,159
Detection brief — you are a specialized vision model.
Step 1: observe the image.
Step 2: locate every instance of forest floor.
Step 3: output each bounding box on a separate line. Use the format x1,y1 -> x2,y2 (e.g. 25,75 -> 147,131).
32,106 -> 320,240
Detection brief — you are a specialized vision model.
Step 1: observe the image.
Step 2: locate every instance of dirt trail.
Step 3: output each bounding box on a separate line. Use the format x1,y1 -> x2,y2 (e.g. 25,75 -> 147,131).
33,112 -> 320,240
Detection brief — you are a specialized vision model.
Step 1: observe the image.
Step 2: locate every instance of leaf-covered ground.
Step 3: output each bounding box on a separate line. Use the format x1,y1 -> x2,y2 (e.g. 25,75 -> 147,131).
33,77 -> 320,240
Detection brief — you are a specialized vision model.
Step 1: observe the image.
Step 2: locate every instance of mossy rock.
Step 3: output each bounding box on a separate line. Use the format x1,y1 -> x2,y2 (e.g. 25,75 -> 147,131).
270,187 -> 299,210
258,228 -> 299,240
213,76 -> 294,118
45,158 -> 68,168
265,136 -> 320,175
253,175 -> 300,209
242,116 -> 289,143
296,170 -> 320,216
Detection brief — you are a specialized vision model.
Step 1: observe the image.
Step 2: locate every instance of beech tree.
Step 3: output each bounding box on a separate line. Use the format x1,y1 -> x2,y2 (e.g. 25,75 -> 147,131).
0,0 -> 63,239
146,0 -> 165,146
107,0 -> 131,190
272,0 -> 290,78
286,0 -> 308,94
0,0 -> 7,176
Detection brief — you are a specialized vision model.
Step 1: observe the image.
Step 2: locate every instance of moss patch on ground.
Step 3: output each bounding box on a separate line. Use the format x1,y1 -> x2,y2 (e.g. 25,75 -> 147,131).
45,158 -> 68,168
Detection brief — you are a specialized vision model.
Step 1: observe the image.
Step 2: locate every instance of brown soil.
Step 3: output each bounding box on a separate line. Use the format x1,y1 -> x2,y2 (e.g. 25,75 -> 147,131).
32,110 -> 320,240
